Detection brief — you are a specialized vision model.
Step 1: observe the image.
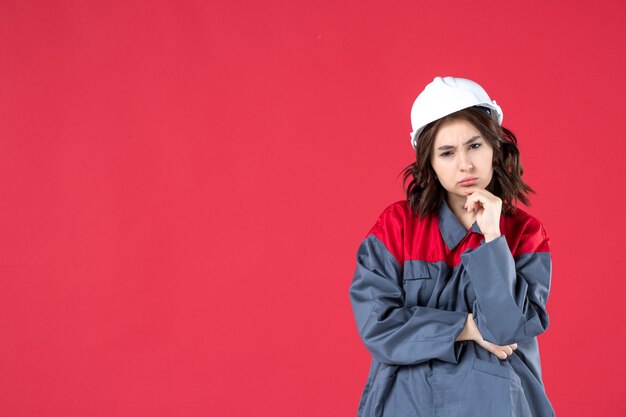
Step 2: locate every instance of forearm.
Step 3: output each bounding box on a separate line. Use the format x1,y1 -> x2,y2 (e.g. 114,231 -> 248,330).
461,235 -> 551,345
351,235 -> 470,365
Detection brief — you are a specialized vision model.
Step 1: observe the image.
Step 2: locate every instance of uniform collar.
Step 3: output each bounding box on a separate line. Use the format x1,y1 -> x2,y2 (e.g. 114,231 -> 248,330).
438,198 -> 482,250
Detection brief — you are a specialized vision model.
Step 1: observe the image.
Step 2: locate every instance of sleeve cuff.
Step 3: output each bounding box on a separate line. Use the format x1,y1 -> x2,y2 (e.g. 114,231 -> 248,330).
437,312 -> 471,364
461,234 -> 511,269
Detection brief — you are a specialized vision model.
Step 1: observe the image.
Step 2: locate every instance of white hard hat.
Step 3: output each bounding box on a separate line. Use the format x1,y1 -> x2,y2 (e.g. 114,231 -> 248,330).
409,76 -> 503,149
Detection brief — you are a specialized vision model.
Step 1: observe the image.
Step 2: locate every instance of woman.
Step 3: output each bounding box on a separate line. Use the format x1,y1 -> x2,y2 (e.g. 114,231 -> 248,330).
349,76 -> 555,417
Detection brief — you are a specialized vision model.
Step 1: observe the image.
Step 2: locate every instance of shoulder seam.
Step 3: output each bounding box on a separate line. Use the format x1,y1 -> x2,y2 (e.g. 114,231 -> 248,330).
368,234 -> 402,272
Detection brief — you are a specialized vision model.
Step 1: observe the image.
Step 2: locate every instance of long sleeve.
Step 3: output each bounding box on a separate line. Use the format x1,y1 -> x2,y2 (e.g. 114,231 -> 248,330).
460,220 -> 552,346
349,234 -> 469,366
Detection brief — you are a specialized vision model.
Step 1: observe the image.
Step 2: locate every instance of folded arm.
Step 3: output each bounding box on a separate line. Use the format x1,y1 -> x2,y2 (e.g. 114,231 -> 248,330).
350,235 -> 469,365
460,223 -> 552,346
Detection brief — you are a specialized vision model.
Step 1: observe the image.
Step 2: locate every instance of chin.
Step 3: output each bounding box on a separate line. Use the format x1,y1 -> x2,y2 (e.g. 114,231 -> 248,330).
457,182 -> 482,190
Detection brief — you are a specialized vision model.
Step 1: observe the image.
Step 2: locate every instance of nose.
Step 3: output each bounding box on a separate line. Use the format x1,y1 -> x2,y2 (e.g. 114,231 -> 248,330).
459,151 -> 473,171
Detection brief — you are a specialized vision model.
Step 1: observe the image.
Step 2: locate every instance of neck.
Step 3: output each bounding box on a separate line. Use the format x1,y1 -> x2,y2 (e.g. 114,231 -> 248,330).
446,193 -> 476,230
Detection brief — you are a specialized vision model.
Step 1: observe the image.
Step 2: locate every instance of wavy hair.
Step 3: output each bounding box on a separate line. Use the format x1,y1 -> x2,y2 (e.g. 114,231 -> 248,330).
401,107 -> 535,219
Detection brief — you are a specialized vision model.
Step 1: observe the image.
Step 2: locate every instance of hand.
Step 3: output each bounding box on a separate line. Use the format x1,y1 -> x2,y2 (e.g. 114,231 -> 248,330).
474,338 -> 518,360
456,313 -> 518,360
462,187 -> 502,240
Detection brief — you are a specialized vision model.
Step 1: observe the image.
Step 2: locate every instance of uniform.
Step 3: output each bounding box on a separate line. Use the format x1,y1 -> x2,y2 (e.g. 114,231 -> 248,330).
349,198 -> 555,417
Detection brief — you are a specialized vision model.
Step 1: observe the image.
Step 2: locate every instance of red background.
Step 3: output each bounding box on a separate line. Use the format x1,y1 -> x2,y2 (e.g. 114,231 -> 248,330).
1,1 -> 625,416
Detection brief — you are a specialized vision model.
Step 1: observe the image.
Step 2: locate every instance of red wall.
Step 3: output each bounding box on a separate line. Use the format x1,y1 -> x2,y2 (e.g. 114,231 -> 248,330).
1,1 -> 624,416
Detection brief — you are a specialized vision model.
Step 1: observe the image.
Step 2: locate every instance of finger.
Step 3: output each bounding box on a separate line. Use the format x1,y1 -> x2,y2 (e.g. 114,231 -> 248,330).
466,200 -> 482,213
465,193 -> 486,207
464,195 -> 477,210
465,187 -> 491,197
468,194 -> 487,206
503,346 -> 513,355
511,343 -> 518,350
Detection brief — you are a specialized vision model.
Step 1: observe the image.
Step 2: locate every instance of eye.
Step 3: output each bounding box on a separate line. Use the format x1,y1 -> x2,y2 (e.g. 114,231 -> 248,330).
440,151 -> 452,157
470,143 -> 481,150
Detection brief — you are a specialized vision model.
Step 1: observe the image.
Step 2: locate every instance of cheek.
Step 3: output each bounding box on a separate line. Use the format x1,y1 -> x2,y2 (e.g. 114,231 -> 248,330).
481,150 -> 494,166
433,166 -> 449,182
432,163 -> 448,180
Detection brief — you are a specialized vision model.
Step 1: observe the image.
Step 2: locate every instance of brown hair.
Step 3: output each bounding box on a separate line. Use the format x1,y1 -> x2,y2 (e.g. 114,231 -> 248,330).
400,107 -> 535,219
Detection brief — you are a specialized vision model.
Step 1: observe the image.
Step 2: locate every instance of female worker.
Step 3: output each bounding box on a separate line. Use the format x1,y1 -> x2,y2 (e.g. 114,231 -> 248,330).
349,76 -> 555,417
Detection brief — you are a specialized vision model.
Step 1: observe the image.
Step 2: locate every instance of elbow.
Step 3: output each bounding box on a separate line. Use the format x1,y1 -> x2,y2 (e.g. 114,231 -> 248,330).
359,324 -> 402,365
360,335 -> 404,365
522,313 -> 550,339
365,345 -> 404,366
358,321 -> 418,366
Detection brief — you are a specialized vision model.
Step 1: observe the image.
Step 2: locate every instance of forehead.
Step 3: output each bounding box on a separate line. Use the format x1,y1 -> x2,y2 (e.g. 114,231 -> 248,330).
433,118 -> 482,145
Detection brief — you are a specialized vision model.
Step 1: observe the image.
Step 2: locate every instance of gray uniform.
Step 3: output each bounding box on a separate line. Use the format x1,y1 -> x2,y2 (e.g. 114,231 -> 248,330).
349,199 -> 555,417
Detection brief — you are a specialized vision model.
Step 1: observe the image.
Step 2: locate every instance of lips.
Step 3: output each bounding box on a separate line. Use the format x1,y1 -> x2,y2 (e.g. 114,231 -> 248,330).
459,177 -> 478,185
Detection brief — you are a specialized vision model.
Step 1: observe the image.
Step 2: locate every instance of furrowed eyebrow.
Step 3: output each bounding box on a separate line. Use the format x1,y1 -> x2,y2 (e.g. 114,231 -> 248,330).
437,136 -> 481,151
